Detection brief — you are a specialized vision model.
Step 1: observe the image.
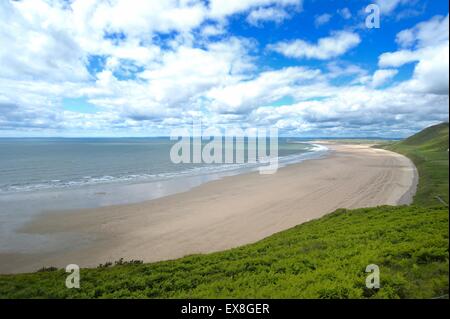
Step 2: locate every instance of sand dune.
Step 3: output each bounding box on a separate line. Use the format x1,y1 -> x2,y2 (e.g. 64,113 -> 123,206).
0,144 -> 417,273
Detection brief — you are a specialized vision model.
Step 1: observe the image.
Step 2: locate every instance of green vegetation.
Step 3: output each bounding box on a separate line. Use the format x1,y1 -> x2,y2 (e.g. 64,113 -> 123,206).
0,205 -> 447,299
0,123 -> 448,299
380,122 -> 449,207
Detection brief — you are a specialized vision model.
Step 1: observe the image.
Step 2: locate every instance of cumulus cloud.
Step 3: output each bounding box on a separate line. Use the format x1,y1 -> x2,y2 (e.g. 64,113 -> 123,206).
247,7 -> 290,26
379,15 -> 449,95
379,50 -> 419,67
337,8 -> 352,20
398,44 -> 449,95
376,0 -> 410,15
268,31 -> 361,60
0,1 -> 89,82
72,0 -> 208,38
371,69 -> 398,88
206,67 -> 322,113
325,62 -> 368,81
0,0 -> 447,137
396,14 -> 449,48
250,86 -> 448,137
201,24 -> 227,37
208,0 -> 301,18
314,13 -> 332,27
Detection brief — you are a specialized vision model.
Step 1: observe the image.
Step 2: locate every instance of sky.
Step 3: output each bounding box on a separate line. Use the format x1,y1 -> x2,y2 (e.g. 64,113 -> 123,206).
0,0 -> 448,137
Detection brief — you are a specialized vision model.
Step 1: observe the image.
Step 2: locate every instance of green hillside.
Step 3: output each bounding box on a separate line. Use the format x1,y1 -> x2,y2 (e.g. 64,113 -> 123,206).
382,122 -> 449,207
0,123 -> 448,299
401,122 -> 449,150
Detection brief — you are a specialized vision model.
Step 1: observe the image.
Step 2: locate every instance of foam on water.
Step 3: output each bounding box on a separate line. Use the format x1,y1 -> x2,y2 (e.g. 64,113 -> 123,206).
0,141 -> 328,194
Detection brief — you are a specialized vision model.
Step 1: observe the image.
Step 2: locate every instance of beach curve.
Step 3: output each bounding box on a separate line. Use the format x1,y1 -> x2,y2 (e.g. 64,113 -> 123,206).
0,143 -> 417,273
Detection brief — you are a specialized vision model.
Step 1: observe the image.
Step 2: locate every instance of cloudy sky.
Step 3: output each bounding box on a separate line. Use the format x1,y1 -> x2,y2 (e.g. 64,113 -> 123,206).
0,0 -> 448,137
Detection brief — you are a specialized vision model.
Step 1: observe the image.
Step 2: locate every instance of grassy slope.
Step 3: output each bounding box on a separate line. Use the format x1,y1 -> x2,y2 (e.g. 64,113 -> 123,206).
382,123 -> 449,207
0,124 -> 448,299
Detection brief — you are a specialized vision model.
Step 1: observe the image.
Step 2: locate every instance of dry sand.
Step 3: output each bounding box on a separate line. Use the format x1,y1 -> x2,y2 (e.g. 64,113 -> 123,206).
0,144 -> 417,273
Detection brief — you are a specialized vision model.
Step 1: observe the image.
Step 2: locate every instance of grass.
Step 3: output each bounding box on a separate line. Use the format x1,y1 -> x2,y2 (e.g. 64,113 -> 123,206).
380,122 -> 449,207
0,123 -> 448,299
0,205 -> 447,299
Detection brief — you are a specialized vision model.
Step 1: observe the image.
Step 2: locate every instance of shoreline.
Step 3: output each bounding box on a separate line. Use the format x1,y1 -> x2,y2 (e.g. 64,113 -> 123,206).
0,143 -> 417,274
0,143 -> 328,256
398,157 -> 419,205
0,141 -> 326,196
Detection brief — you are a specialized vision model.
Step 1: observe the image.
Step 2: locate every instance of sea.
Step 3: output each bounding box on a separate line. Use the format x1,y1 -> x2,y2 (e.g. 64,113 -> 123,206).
0,137 -> 328,253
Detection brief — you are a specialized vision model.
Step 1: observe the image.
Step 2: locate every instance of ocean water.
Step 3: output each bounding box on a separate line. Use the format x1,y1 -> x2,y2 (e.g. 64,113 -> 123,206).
0,137 -> 328,253
0,138 -> 326,194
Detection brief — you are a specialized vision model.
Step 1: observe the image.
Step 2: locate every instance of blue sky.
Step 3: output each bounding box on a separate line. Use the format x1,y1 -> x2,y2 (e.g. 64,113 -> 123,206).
0,0 -> 448,137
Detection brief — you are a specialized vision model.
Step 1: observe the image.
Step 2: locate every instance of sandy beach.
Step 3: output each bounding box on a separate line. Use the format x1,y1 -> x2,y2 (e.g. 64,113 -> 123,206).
0,143 -> 417,273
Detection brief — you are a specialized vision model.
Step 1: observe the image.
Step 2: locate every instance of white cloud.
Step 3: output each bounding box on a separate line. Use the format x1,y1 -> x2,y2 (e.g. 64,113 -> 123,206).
75,0 -> 208,37
379,15 -> 449,95
378,50 -> 419,67
338,8 -> 352,20
326,62 -> 368,80
250,85 -> 448,136
76,36 -> 257,125
201,24 -> 227,37
137,38 -> 254,107
0,0 -> 89,82
247,7 -> 290,26
206,67 -> 321,113
376,0 -> 410,15
398,43 -> 449,95
314,13 -> 332,27
396,14 -> 449,48
208,0 -> 301,18
0,0 -> 448,137
268,31 -> 361,60
371,69 -> 398,88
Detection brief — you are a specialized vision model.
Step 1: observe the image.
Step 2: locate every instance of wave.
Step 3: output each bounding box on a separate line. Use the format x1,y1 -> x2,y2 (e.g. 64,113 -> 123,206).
0,145 -> 329,194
